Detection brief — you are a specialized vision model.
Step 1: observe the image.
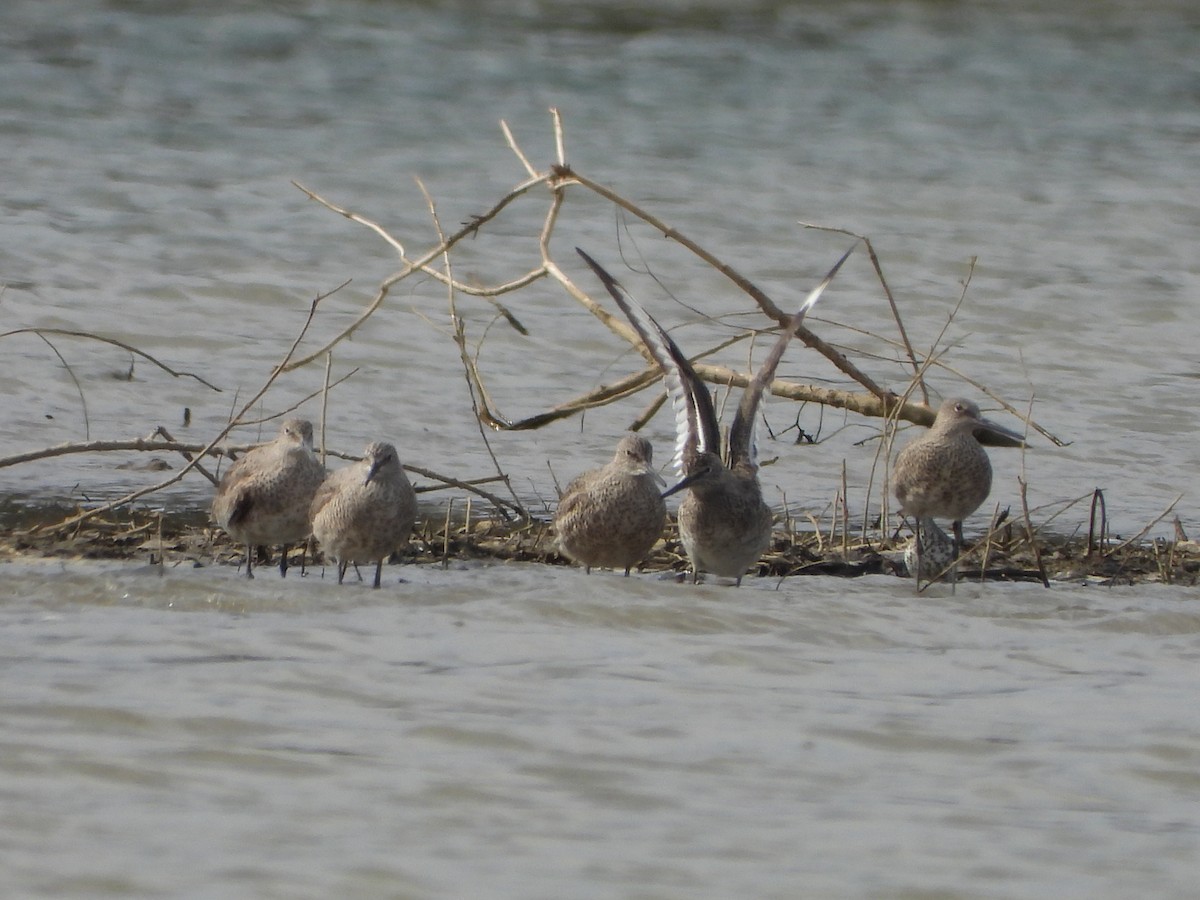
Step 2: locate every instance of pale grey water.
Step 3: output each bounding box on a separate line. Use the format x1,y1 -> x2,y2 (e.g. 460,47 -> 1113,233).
3,0 -> 1200,897
4,563 -> 1200,898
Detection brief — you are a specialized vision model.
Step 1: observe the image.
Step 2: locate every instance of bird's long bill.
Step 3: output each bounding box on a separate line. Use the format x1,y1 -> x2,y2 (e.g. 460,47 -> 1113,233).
364,458 -> 383,485
975,417 -> 1026,449
661,468 -> 706,499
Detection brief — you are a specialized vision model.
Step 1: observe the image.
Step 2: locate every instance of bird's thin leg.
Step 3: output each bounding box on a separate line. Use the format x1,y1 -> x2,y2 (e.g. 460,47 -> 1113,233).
244,543 -> 255,579
951,520 -> 966,590
279,543 -> 291,578
337,560 -> 348,585
372,561 -> 382,589
913,523 -> 923,593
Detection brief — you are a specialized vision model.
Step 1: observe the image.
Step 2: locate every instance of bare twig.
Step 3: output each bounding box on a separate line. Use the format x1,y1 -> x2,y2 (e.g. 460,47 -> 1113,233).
1104,494 -> 1184,559
1086,488 -> 1107,558
557,167 -> 891,401
416,176 -> 527,520
36,285 -> 336,533
285,174 -> 553,371
1018,476 -> 1051,587
151,426 -> 220,487
31,331 -> 90,438
2,327 -> 223,392
800,223 -> 927,406
0,437 -> 250,470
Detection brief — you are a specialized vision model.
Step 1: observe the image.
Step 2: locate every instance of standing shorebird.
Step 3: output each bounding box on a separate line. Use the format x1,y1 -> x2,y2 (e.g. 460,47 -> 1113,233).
211,418 -> 326,579
577,245 -> 856,585
892,397 -> 1024,585
309,441 -> 417,589
554,433 -> 667,576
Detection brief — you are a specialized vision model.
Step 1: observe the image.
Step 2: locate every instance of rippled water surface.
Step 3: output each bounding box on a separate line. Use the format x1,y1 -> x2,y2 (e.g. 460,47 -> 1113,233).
4,561 -> 1200,898
3,0 -> 1200,896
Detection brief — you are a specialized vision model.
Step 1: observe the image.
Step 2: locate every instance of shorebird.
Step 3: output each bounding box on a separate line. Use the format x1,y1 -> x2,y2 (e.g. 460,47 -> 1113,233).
211,418 -> 326,578
309,441 -> 417,589
577,244 -> 856,585
554,433 -> 667,576
902,516 -> 956,583
892,397 -> 1024,585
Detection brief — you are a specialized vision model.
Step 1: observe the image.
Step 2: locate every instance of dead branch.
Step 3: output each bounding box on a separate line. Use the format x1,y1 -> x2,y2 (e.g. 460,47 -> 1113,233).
285,170 -> 555,371
0,437 -> 243,470
0,434 -> 518,519
2,327 -> 223,392
416,176 -> 528,520
291,109 -> 1051,448
557,167 -> 891,400
800,223 -> 927,406
36,285 -> 335,533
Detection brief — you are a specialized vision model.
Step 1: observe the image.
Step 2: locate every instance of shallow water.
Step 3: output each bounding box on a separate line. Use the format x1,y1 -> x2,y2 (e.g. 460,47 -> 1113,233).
4,559 -> 1200,898
4,0 -> 1200,896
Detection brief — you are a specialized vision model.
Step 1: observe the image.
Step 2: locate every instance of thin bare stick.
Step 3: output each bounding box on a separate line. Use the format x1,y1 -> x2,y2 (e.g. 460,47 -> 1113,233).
293,113 -> 1057,449
320,352 -> 333,467
286,174 -> 553,371
0,437 -> 244,470
415,176 -> 526,520
551,106 -> 568,166
840,459 -> 850,559
39,286 -> 333,533
980,502 -> 1000,578
442,497 -> 454,569
555,166 -> 890,401
1017,476 -> 1052,587
799,223 -> 927,407
420,267 -> 549,298
1086,489 -> 1107,558
908,257 -> 977,397
1104,494 -> 1184,559
401,462 -> 521,518
805,512 -> 826,555
151,426 -> 220,487
2,327 -> 223,392
31,331 -> 90,438
232,367 -> 360,431
501,119 -> 538,179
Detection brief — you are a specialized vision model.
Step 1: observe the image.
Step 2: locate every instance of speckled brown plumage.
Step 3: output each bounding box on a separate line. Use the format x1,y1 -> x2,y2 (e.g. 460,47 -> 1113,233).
211,418 -> 326,578
893,397 -> 1023,585
894,398 -> 996,526
902,518 -> 957,581
674,457 -> 775,583
310,441 -> 416,589
554,433 -> 666,576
